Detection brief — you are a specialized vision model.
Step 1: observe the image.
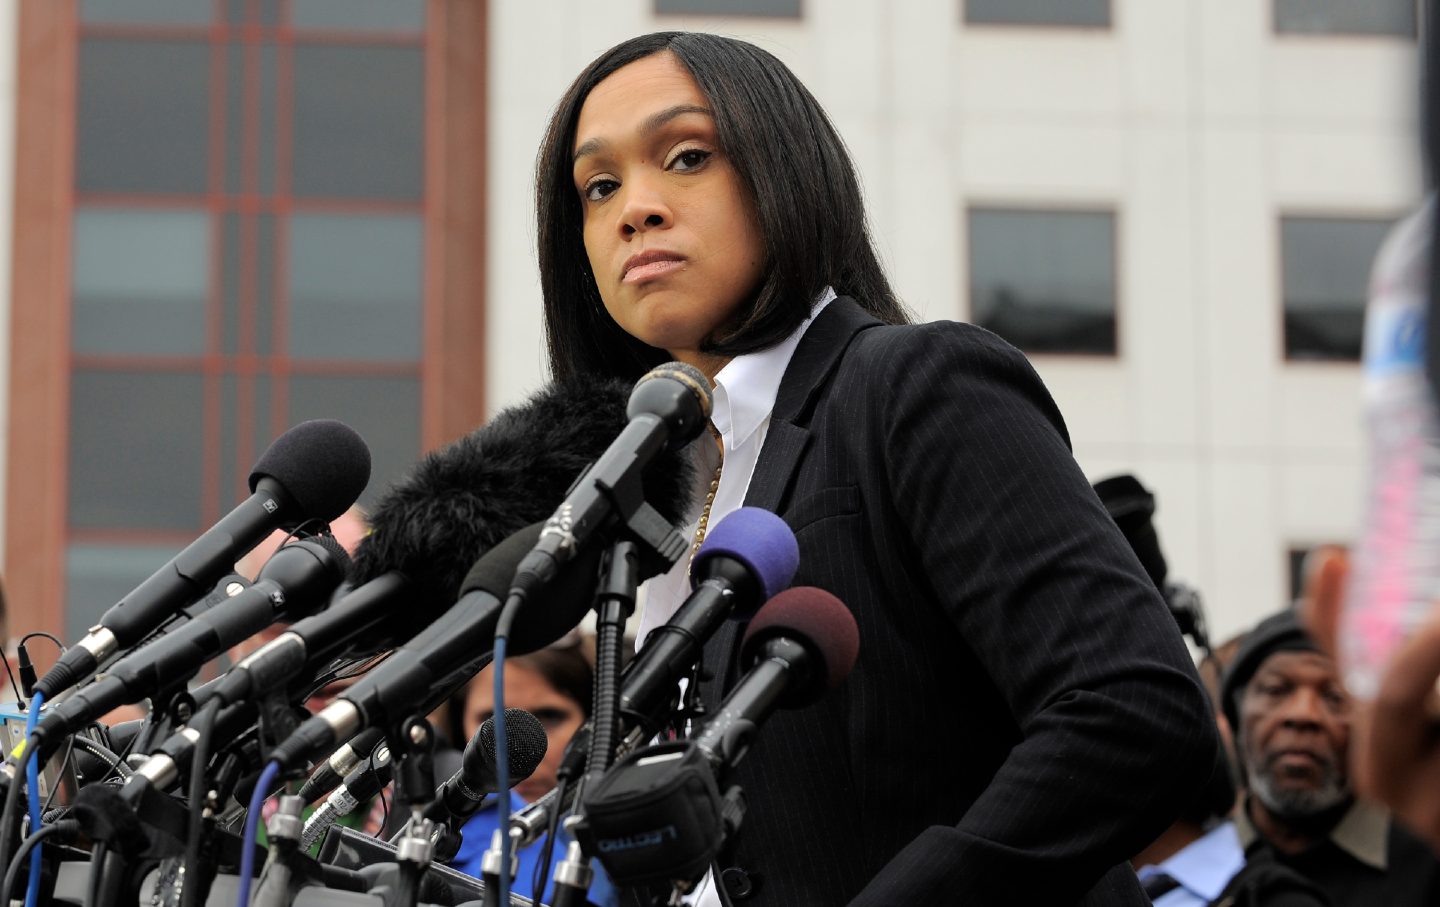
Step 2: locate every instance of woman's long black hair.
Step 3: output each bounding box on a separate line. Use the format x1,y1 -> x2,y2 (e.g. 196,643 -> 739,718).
537,32 -> 910,383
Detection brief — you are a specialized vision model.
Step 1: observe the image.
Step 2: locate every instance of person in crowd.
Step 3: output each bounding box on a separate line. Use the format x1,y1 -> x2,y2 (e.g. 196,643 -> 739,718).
1220,607 -> 1440,905
535,31 -> 1215,904
446,637 -> 618,907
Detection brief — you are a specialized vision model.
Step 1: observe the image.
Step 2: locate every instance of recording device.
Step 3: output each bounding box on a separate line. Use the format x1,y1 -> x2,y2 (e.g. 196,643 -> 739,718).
36,419 -> 371,700
509,362 -> 712,603
346,377 -> 696,654
33,535 -> 351,757
427,708 -> 548,828
269,522 -> 604,773
574,587 -> 860,887
507,509 -> 799,848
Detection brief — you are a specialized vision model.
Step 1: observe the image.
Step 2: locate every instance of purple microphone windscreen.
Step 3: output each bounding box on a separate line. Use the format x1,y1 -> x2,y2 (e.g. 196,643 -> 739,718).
475,707 -> 548,782
457,522 -> 604,656
691,507 -> 799,605
741,586 -> 860,707
248,419 -> 372,524
350,378 -> 695,614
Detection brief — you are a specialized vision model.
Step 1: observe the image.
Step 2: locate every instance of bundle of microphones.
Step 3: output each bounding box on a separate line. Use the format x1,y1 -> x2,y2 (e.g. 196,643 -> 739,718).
0,361 -> 861,907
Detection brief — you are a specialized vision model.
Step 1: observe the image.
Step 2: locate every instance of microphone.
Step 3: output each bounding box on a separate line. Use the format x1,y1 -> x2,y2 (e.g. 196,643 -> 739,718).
618,507 -> 798,739
345,377 -> 696,654
35,535 -> 351,756
428,708 -> 548,827
296,727 -> 388,805
692,586 -> 860,771
269,522 -> 604,772
509,362 -> 712,601
36,419 -> 370,699
574,588 -> 858,887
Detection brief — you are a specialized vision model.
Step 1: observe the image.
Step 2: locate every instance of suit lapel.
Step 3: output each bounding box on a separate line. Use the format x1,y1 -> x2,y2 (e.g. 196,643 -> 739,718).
702,299 -> 882,698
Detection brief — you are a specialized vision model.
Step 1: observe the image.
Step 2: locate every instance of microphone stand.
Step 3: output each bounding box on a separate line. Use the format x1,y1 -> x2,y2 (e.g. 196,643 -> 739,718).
380,716 -> 437,907
549,537 -> 640,907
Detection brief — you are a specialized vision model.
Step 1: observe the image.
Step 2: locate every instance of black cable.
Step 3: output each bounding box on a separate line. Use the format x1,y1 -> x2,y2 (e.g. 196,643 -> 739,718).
16,633 -> 63,653
42,734 -> 75,811
70,736 -> 131,782
530,774 -> 571,902
0,732 -> 37,882
181,698 -> 220,907
87,842 -> 108,907
0,818 -> 76,906
371,748 -> 389,835
0,650 -> 23,705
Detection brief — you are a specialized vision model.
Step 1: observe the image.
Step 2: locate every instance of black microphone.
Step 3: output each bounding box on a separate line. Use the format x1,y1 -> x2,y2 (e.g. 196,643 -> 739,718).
345,377 -> 696,655
269,522 -> 604,772
36,419 -> 370,699
428,708 -> 548,827
296,727 -> 388,805
691,586 -> 859,773
35,536 -> 351,756
124,699 -> 261,795
509,362 -> 712,602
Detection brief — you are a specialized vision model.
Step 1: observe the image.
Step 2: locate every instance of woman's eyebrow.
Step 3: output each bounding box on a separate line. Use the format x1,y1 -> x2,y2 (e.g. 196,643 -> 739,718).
573,104 -> 713,164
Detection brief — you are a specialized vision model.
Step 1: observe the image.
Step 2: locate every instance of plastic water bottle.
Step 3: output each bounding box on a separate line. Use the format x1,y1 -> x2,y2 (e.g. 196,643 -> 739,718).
1342,198 -> 1440,700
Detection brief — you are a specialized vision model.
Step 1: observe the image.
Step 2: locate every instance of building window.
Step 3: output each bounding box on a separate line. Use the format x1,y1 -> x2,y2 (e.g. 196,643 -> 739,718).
655,0 -> 801,17
967,207 -> 1118,356
964,0 -> 1110,28
10,1 -> 489,642
1274,0 -> 1417,37
1280,216 -> 1394,362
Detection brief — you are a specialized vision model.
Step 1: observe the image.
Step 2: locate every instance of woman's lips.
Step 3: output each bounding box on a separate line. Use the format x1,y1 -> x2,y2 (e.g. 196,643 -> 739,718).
623,257 -> 686,284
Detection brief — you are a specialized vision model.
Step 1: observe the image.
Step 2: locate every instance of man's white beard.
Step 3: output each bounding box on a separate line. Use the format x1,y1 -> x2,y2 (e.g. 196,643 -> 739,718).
1249,761 -> 1350,820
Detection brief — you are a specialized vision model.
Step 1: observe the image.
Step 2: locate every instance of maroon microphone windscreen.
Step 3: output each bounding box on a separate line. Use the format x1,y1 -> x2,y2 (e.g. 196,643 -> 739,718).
740,586 -> 859,703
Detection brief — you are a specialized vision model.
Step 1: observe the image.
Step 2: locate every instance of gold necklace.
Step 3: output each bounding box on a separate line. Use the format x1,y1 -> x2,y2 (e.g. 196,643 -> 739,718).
688,424 -> 725,564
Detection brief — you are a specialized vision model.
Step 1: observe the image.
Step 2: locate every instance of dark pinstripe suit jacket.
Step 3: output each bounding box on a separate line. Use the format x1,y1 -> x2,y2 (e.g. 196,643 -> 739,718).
697,298 -> 1217,905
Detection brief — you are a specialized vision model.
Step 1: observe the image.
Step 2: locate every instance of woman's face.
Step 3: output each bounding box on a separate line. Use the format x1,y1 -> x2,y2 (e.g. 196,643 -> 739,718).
572,52 -> 766,378
463,662 -> 585,804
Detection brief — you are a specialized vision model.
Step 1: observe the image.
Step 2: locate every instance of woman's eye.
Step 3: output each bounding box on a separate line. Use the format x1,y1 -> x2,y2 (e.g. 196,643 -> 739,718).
670,149 -> 711,172
583,178 -> 618,202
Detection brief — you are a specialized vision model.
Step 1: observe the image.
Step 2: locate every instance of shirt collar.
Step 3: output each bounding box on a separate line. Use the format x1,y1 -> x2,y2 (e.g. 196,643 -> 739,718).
1235,796 -> 1390,871
1138,822 -> 1244,901
711,288 -> 835,452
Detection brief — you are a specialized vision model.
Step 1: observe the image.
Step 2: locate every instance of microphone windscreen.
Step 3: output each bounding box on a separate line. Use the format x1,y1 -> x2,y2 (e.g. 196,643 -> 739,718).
350,378 -> 695,614
691,507 -> 799,605
248,419 -> 372,523
475,707 -> 549,782
458,522 -> 605,656
741,586 -> 859,707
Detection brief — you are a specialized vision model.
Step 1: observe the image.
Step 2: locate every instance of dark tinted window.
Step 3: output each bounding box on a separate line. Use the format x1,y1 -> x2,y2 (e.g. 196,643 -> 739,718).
656,0 -> 801,14
68,370 -> 206,531
1274,0 -> 1416,37
969,208 -> 1117,355
965,0 -> 1110,27
288,213 -> 423,362
291,44 -> 424,200
290,0 -> 425,31
72,208 -> 209,357
77,39 -> 211,194
1281,216 -> 1393,362
81,0 -> 212,25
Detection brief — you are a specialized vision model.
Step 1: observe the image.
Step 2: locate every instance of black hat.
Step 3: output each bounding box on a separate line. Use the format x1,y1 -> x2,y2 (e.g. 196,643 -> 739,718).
1219,608 -> 1319,732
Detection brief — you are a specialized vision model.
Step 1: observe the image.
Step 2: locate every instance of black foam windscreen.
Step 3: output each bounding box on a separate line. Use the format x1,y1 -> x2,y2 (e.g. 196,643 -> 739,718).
350,378 -> 695,612
475,707 -> 549,782
248,419 -> 372,524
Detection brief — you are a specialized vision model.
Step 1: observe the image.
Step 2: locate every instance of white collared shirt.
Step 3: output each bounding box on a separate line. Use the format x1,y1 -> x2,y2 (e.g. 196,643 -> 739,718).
632,287 -> 835,907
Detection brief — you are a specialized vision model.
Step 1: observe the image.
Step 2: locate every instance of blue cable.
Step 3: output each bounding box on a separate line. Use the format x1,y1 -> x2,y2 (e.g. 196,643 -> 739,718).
23,692 -> 43,907
236,760 -> 280,907
492,635 -> 511,905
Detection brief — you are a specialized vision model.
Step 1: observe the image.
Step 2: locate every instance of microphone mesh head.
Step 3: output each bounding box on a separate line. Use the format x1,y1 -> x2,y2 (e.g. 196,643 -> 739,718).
249,419 -> 371,523
692,507 -> 799,604
478,707 -> 549,781
741,586 -> 860,707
